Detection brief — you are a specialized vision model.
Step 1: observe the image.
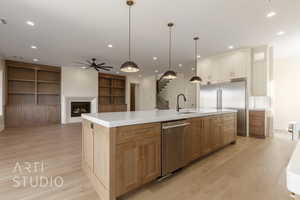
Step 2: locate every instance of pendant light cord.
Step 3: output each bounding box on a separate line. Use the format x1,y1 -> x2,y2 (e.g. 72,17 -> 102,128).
169,25 -> 172,70
128,5 -> 132,61
195,38 -> 197,75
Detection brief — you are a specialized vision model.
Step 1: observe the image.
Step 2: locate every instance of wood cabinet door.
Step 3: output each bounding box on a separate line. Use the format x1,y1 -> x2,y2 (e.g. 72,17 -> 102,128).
116,140 -> 142,196
83,120 -> 94,171
201,117 -> 212,155
249,111 -> 266,138
184,118 -> 201,163
140,136 -> 161,184
223,114 -> 237,145
210,117 -> 224,151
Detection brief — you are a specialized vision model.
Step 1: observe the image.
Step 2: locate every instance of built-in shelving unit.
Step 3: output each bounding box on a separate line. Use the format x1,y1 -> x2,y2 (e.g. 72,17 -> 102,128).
98,73 -> 127,112
5,60 -> 61,127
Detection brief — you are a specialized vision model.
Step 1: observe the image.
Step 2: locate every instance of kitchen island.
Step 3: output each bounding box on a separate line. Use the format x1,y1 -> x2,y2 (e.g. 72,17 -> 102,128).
81,109 -> 237,200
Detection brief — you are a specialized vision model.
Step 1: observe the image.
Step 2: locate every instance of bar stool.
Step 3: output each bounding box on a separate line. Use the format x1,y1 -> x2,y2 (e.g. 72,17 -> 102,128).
288,121 -> 300,141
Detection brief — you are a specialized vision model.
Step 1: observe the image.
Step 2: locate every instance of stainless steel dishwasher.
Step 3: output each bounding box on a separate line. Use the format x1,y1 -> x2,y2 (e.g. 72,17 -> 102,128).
161,120 -> 190,177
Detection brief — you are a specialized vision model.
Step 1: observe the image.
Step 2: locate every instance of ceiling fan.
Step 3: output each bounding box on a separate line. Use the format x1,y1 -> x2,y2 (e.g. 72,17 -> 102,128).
76,58 -> 113,72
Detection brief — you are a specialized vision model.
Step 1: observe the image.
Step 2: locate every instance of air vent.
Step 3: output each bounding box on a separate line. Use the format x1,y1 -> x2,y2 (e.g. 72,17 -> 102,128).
0,18 -> 7,25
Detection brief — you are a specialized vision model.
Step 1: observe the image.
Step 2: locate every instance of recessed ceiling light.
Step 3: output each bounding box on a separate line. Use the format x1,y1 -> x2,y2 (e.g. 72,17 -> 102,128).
116,71 -> 120,74
153,57 -> 158,60
277,31 -> 285,36
0,18 -> 7,25
138,74 -> 142,78
178,64 -> 183,67
31,45 -> 37,49
26,20 -> 35,26
155,70 -> 159,73
197,55 -> 201,58
266,11 -> 277,18
81,66 -> 88,69
33,58 -> 39,62
192,68 -> 195,71
107,44 -> 113,48
228,45 -> 234,49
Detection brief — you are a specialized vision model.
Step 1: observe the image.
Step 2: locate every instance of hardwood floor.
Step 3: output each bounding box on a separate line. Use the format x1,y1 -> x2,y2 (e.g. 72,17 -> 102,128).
0,124 -> 296,200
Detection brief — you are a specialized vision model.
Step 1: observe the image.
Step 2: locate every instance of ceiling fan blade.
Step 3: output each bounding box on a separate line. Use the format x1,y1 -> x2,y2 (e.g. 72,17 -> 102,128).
101,66 -> 113,69
86,60 -> 93,64
94,67 -> 100,72
96,66 -> 110,71
97,62 -> 106,66
74,61 -> 89,65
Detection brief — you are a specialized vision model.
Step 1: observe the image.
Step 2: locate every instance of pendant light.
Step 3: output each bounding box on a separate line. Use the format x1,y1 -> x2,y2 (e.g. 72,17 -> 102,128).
120,0 -> 140,73
190,37 -> 202,83
162,23 -> 177,80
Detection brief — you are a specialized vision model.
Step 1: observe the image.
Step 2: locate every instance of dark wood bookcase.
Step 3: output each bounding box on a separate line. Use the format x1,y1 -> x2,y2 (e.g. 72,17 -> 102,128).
98,73 -> 127,112
5,60 -> 61,127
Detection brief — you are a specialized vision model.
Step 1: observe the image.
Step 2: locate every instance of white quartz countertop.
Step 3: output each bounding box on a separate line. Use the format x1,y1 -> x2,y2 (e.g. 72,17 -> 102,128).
287,142 -> 300,195
81,109 -> 237,128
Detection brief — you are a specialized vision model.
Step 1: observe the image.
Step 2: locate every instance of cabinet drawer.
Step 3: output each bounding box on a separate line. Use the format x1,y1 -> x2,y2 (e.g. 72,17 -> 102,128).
211,116 -> 223,124
223,113 -> 235,121
250,126 -> 265,136
250,111 -> 265,118
249,119 -> 265,127
116,123 -> 161,144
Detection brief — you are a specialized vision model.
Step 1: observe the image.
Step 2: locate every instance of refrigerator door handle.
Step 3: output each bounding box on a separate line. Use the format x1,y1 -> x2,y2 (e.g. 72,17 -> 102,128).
219,89 -> 222,109
217,88 -> 222,110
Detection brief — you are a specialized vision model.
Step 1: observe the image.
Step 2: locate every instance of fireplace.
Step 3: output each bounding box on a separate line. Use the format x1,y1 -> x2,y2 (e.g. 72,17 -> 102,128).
71,102 -> 91,117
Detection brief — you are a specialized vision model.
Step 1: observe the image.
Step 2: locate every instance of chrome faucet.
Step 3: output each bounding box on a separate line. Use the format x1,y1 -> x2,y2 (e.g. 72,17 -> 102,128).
176,93 -> 187,112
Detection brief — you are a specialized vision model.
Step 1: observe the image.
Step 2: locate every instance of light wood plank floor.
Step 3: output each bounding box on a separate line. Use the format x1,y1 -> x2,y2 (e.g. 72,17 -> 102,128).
0,124 -> 296,200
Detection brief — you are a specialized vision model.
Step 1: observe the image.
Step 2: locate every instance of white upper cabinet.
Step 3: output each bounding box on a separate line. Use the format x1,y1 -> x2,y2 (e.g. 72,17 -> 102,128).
197,49 -> 251,83
197,46 -> 272,97
251,46 -> 273,96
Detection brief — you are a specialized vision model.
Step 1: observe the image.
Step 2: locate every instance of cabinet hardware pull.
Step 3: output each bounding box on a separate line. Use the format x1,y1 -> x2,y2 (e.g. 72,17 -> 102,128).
162,123 -> 190,130
90,123 -> 94,129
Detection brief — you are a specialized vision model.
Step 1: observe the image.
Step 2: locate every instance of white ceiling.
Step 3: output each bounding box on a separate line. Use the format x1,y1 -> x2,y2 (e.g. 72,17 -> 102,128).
1,0 -> 300,76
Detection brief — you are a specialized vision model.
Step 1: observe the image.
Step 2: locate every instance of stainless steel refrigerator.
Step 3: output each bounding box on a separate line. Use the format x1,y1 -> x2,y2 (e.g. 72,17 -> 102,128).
199,79 -> 247,136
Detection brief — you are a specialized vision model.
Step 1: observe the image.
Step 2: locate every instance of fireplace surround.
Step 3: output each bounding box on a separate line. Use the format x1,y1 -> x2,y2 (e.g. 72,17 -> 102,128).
63,96 -> 97,124
71,102 -> 91,117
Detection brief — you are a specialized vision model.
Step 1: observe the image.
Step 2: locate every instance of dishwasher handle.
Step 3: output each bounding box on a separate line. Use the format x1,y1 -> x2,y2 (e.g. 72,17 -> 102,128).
162,122 -> 190,130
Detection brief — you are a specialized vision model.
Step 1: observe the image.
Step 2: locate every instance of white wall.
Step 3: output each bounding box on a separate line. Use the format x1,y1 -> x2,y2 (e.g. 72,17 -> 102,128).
160,73 -> 196,109
61,66 -> 98,123
126,75 -> 157,111
0,59 -> 5,132
138,75 -> 157,110
273,56 -> 300,130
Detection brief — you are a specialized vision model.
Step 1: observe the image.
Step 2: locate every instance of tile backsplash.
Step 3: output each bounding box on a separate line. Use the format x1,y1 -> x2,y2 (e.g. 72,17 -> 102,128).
249,96 -> 271,110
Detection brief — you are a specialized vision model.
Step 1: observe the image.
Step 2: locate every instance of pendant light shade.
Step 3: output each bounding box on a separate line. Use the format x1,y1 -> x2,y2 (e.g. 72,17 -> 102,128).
120,0 -> 140,73
162,70 -> 177,80
162,23 -> 177,80
120,61 -> 139,73
190,37 -> 202,83
190,76 -> 202,83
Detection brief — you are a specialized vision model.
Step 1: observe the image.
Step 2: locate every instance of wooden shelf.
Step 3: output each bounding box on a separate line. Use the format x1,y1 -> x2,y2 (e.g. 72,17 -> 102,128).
38,93 -> 60,95
99,86 -> 111,88
8,78 -> 35,82
5,60 -> 61,128
99,72 -> 126,112
38,80 -> 60,84
8,92 -> 35,95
